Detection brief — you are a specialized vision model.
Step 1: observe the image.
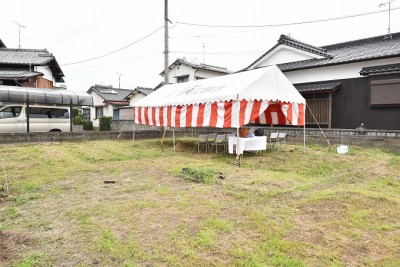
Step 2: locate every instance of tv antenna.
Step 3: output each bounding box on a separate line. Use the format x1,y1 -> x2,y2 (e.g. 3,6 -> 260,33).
116,72 -> 123,88
12,20 -> 26,48
379,0 -> 395,40
202,43 -> 205,63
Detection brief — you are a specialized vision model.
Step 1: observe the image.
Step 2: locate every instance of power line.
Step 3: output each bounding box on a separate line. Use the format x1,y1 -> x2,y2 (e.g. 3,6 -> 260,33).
61,25 -> 164,66
175,7 -> 400,28
64,52 -> 162,72
170,50 -> 265,55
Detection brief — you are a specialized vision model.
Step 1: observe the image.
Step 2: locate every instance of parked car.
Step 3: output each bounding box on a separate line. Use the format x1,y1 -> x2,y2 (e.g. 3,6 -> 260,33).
0,104 -> 70,133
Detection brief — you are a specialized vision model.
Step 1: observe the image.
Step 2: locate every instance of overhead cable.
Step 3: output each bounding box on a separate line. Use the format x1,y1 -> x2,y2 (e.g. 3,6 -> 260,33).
175,7 -> 400,28
61,25 -> 164,66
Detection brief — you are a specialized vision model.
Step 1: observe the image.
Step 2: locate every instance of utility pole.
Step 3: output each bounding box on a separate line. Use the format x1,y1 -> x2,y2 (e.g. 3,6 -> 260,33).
13,21 -> 26,48
164,0 -> 172,85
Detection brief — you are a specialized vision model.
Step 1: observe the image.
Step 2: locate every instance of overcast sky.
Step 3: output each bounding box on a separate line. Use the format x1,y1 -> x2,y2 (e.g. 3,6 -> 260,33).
1,0 -> 399,92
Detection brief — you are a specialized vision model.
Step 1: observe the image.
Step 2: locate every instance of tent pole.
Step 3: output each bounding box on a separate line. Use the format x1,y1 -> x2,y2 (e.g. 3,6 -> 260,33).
132,123 -> 135,142
235,94 -> 241,167
173,127 -> 176,152
303,104 -> 306,153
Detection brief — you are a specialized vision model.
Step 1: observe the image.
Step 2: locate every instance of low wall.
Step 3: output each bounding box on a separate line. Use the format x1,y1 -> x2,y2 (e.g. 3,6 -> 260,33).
0,129 -> 200,144
0,127 -> 399,153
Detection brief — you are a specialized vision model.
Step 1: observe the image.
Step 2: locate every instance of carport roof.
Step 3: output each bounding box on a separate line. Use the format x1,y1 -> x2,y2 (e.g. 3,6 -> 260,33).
0,85 -> 93,106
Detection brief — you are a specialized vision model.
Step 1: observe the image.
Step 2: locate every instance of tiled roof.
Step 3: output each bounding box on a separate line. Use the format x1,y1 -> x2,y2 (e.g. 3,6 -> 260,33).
161,58 -> 232,75
278,32 -> 400,72
294,82 -> 341,93
0,48 -> 54,65
88,85 -> 133,103
0,69 -> 42,80
0,48 -> 64,82
244,34 -> 331,70
135,86 -> 155,96
244,32 -> 400,72
360,63 -> 400,75
277,34 -> 331,57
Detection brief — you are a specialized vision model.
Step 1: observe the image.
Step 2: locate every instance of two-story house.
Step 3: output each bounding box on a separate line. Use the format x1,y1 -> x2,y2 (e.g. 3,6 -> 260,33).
160,57 -> 232,84
0,39 -> 64,89
242,33 -> 400,130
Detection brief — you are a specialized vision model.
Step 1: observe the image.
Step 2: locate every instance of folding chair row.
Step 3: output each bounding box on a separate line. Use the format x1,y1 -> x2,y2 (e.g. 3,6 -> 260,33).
193,133 -> 233,153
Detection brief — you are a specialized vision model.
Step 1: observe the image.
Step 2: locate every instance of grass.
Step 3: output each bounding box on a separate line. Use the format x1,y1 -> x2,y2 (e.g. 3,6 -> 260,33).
0,139 -> 399,266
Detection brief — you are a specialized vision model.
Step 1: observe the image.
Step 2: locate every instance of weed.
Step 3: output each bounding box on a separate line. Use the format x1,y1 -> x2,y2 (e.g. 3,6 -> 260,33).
179,167 -> 215,184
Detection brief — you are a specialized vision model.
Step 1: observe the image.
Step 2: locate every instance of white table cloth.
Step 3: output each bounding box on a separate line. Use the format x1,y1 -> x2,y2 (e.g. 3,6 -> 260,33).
228,136 -> 267,154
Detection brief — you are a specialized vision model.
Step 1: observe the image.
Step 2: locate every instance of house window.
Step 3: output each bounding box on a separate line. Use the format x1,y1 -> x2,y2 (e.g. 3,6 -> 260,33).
371,78 -> 400,106
176,75 -> 189,83
95,107 -> 103,119
82,109 -> 90,120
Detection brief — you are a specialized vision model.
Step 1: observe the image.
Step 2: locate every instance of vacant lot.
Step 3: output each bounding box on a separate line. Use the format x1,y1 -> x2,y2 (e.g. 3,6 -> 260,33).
0,139 -> 399,267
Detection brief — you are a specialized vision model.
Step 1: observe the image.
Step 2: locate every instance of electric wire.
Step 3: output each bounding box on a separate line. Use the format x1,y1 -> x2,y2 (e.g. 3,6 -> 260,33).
64,52 -> 162,72
61,25 -> 164,66
175,7 -> 400,28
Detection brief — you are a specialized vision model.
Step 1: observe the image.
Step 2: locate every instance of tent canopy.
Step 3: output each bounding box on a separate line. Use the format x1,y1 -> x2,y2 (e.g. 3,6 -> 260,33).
133,66 -> 305,128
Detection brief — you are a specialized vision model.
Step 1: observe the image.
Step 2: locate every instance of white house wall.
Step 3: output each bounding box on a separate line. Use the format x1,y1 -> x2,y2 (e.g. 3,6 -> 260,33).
168,64 -> 194,82
195,69 -> 225,79
284,57 -> 400,84
252,45 -> 323,68
89,91 -> 114,127
167,63 -> 227,83
35,66 -> 54,83
129,93 -> 146,106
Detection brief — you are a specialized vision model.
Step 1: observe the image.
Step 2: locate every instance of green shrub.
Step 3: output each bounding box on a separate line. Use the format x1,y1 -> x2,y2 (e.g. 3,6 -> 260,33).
72,109 -> 80,118
74,116 -> 83,125
83,120 -> 93,131
99,116 -> 112,131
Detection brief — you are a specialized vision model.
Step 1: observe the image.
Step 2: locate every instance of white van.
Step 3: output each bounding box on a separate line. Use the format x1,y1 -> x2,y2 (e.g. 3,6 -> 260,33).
0,104 -> 70,133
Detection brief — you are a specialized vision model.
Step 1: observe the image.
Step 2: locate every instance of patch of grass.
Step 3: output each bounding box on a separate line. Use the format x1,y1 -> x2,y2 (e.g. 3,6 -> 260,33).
179,167 -> 215,184
203,218 -> 233,233
12,253 -> 52,267
1,206 -> 18,221
95,229 -> 144,264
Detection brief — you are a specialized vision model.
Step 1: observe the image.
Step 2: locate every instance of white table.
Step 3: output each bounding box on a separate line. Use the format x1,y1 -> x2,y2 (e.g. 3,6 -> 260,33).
228,136 -> 267,155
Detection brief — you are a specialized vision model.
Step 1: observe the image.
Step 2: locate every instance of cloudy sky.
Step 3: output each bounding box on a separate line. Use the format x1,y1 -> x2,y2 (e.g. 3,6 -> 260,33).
0,0 -> 399,92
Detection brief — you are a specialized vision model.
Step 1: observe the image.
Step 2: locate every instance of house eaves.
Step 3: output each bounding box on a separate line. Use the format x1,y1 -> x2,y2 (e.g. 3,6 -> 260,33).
244,34 -> 331,70
0,69 -> 43,80
160,58 -> 232,76
360,63 -> 400,76
278,32 -> 400,72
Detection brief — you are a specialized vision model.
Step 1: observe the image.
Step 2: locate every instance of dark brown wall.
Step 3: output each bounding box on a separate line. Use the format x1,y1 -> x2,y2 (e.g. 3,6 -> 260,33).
329,74 -> 400,130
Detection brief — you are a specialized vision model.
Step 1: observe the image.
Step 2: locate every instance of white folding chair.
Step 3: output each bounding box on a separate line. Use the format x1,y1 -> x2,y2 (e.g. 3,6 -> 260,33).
268,132 -> 279,151
193,134 -> 208,153
210,134 -> 227,153
278,132 -> 287,151
206,133 -> 217,153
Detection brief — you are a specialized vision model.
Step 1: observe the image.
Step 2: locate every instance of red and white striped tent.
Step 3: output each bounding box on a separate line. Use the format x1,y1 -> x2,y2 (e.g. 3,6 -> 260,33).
133,66 -> 305,129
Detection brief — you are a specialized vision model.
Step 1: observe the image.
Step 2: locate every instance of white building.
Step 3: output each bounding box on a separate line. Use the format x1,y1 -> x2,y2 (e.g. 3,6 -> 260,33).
160,58 -> 232,84
87,85 -> 132,127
